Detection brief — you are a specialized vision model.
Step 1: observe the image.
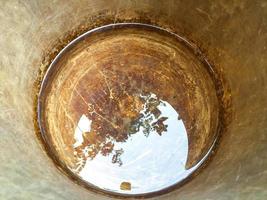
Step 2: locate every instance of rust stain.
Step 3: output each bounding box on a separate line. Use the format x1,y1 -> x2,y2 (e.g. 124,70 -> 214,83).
33,12 -> 232,199
120,182 -> 132,191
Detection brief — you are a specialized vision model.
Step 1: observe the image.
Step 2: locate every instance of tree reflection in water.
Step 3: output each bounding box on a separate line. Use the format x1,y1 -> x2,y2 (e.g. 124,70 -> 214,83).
71,92 -> 188,194
73,93 -> 173,170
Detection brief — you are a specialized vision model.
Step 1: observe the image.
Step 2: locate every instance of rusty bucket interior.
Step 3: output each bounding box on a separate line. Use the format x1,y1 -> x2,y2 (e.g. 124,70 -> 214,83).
0,1 -> 267,200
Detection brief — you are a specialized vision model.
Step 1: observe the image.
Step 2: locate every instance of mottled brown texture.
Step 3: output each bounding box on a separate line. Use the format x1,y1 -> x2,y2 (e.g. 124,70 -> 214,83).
38,25 -> 221,179
0,0 -> 266,200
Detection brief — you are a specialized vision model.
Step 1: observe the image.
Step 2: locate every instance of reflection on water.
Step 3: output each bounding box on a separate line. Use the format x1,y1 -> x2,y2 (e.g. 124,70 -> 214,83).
70,93 -> 193,194
39,24 -> 221,196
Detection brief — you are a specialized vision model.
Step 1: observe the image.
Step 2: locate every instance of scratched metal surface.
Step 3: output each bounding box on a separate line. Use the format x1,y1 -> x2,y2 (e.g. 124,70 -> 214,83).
0,0 -> 267,200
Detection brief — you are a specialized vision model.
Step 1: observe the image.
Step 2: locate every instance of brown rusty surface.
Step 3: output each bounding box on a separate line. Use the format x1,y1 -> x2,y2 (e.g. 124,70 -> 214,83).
37,24 -> 222,196
7,1 -> 267,200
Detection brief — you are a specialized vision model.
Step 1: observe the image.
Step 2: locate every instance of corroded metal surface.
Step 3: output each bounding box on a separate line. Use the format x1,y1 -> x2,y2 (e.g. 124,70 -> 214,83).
38,24 -> 220,196
0,0 -> 266,200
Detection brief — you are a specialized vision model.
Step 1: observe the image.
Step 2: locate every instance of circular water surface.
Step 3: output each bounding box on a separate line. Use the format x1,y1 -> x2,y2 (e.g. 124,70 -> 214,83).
37,23 -> 220,196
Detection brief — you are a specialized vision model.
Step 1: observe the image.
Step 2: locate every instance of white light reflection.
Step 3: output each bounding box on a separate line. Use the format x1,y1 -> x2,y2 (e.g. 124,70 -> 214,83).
73,94 -> 190,194
73,114 -> 92,148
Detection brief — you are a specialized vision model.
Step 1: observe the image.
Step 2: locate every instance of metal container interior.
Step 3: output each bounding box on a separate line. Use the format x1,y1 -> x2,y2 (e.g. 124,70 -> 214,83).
0,0 -> 267,200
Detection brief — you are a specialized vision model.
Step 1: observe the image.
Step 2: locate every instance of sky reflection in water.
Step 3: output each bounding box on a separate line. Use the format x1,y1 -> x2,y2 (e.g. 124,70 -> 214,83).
71,93 -> 191,194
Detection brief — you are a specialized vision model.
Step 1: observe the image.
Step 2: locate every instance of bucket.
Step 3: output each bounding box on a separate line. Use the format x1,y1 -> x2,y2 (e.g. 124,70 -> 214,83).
0,1 -> 266,199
